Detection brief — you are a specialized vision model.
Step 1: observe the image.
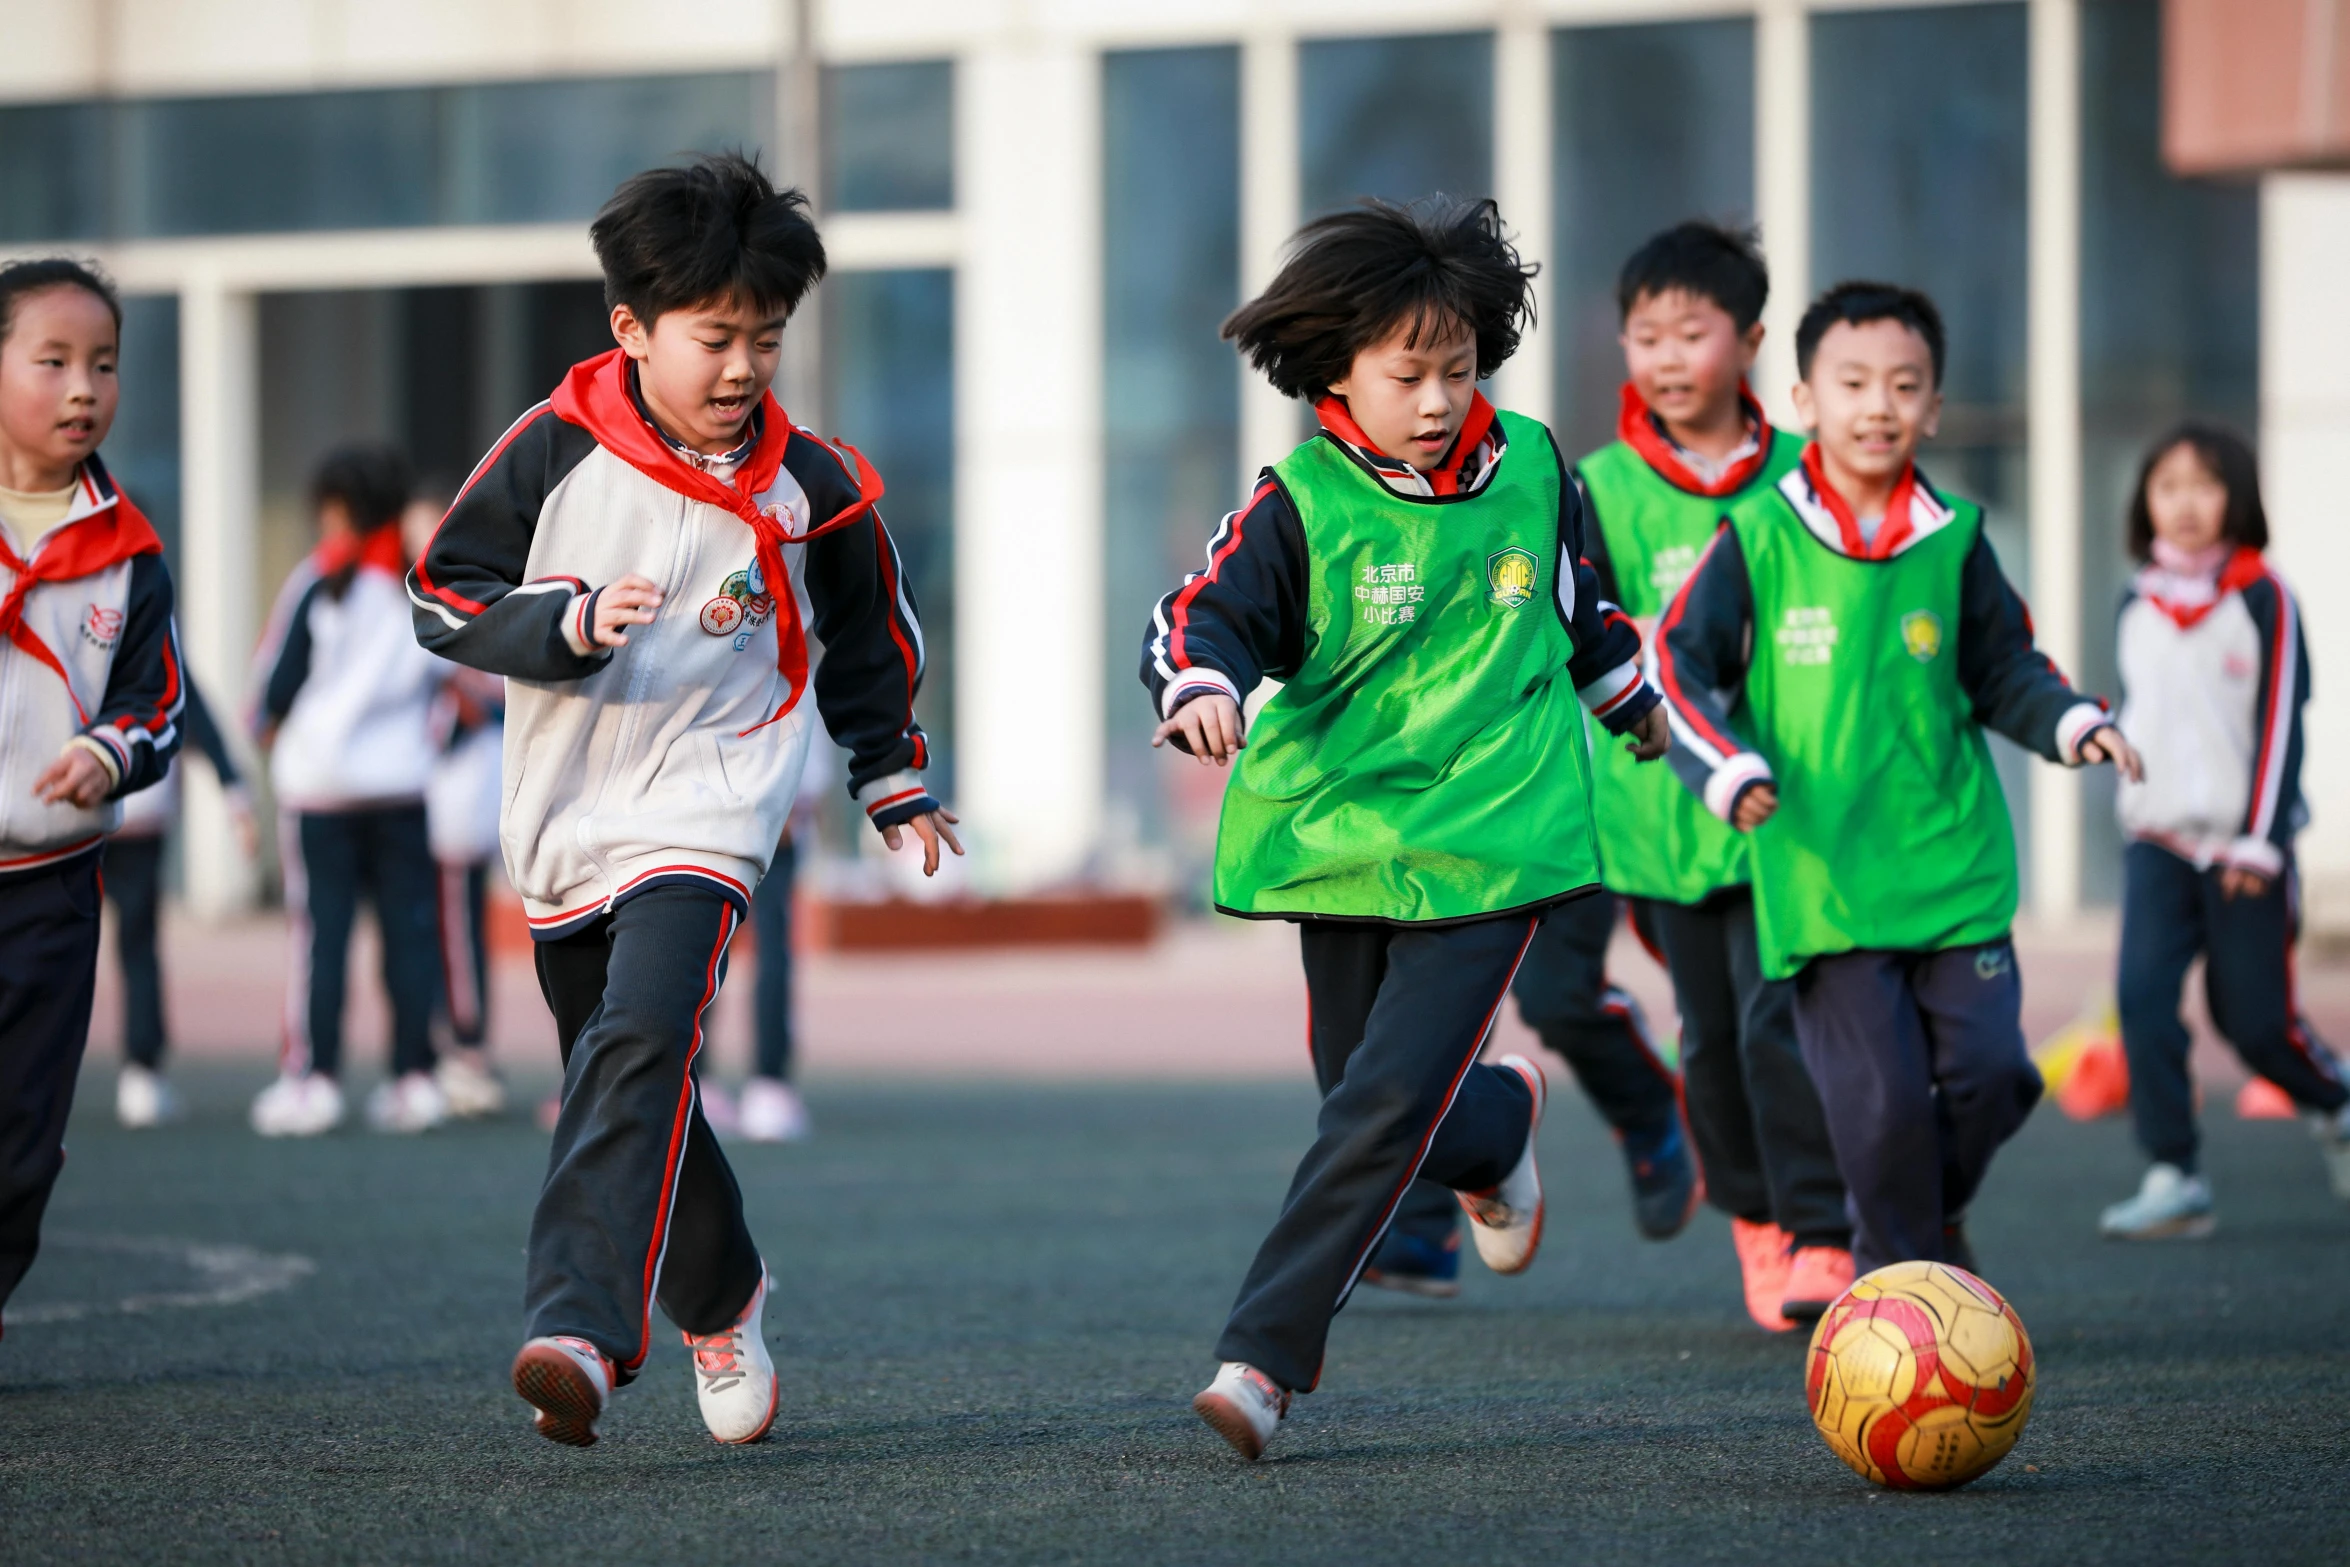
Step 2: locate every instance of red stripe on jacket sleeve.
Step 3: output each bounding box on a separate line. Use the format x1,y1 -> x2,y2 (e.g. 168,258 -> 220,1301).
1653,528 -> 1748,763
1168,480 -> 1273,670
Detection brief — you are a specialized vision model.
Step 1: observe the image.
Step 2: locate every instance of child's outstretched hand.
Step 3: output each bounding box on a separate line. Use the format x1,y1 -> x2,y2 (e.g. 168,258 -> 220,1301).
883,807 -> 964,877
1732,781 -> 1778,832
1151,693 -> 1245,766
1624,703 -> 1669,761
33,745 -> 112,809
2219,864 -> 2271,901
2079,724 -> 2145,784
593,575 -> 663,648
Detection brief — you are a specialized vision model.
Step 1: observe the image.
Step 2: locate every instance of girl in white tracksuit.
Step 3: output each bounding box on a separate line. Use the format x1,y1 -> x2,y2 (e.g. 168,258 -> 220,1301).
2101,422 -> 2350,1238
249,445 -> 447,1137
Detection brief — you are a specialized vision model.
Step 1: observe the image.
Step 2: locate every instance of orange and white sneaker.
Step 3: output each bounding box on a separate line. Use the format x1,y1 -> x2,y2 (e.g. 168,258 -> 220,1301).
1781,1245 -> 1856,1322
1193,1361 -> 1289,1460
1730,1218 -> 1796,1332
1458,1054 -> 1547,1275
512,1335 -> 614,1447
685,1272 -> 778,1445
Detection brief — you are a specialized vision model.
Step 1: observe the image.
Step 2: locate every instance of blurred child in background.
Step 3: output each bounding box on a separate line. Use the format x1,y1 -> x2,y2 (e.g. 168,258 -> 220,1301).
106,677 -> 254,1127
735,741 -> 829,1143
2098,423 -> 2350,1238
0,258 -> 184,1325
250,444 -> 447,1137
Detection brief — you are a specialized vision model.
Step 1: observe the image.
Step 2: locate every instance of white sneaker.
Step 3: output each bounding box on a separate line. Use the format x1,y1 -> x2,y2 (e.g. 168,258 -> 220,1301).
366,1072 -> 449,1134
2099,1162 -> 2217,1239
2308,1102 -> 2350,1202
1193,1361 -> 1289,1460
250,1072 -> 345,1137
700,1082 -> 741,1135
739,1078 -> 811,1143
116,1064 -> 182,1129
435,1050 -> 508,1119
1458,1053 -> 1547,1275
512,1335 -> 614,1447
684,1271 -> 777,1444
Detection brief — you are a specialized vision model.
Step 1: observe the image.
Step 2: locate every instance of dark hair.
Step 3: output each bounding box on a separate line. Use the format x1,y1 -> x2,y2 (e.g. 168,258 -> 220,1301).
1795,280 -> 1946,387
1221,196 -> 1537,401
0,257 -> 123,346
590,151 -> 827,326
1617,221 -> 1769,331
311,443 -> 414,536
2125,421 -> 2267,561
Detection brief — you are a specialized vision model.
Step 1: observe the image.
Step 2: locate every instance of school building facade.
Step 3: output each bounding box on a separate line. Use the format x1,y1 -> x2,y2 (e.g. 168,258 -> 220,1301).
3,0 -> 2342,932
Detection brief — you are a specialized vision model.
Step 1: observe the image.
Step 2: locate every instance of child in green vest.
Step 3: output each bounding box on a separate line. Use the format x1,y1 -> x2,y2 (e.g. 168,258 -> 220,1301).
1143,197 -> 1669,1459
1658,281 -> 2142,1277
1574,221 -> 1852,1328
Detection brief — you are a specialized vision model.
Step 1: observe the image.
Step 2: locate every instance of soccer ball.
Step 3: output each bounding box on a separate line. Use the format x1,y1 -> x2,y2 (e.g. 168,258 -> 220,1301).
1805,1260 -> 2036,1490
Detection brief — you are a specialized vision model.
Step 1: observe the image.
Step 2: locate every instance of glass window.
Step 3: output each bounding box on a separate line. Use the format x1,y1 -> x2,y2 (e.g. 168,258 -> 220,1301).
1299,33 -> 1492,217
110,295 -> 182,565
445,74 -> 772,227
117,88 -> 445,237
2076,0 -> 2260,902
1551,19 -> 1755,461
1101,47 -> 1242,868
824,269 -> 957,791
825,61 -> 954,212
0,101 -> 108,242
1812,3 -> 2035,889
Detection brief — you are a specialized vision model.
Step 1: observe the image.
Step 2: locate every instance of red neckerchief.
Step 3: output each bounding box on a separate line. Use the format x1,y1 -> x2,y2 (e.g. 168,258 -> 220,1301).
2141,546 -> 2266,630
1800,442 -> 1921,560
1312,391 -> 1498,496
551,348 -> 884,730
0,467 -> 163,721
314,522 -> 408,579
1617,381 -> 1773,497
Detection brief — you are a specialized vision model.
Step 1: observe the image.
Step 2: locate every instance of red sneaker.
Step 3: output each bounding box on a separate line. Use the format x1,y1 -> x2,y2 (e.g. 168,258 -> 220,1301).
1731,1218 -> 1795,1332
1781,1245 -> 1855,1323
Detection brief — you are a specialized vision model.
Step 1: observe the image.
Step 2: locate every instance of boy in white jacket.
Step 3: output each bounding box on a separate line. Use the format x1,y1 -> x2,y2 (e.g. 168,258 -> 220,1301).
412,153 -> 957,1448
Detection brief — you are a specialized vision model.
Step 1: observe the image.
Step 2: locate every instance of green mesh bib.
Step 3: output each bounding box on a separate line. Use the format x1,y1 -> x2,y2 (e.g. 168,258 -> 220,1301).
1727,480 -> 2018,979
1577,429 -> 1803,903
1211,412 -> 1604,923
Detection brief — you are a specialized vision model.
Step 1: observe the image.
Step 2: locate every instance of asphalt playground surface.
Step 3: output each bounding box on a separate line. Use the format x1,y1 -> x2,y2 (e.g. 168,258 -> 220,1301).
3,1061 -> 2347,1566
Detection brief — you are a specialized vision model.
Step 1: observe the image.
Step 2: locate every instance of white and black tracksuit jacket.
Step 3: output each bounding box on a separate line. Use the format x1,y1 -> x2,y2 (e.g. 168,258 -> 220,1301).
409,349 -> 934,939
2114,550 -> 2307,877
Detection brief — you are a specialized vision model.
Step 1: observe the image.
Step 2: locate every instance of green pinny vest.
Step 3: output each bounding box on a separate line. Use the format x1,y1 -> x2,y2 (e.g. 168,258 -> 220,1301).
1212,411 -> 1604,924
1577,429 -> 1804,903
1728,477 -> 2019,980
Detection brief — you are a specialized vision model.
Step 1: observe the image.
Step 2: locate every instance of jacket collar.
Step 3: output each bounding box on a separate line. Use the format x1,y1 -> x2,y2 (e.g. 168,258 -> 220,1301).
1616,381 -> 1772,497
1311,391 -> 1502,498
1781,443 -> 1956,561
551,348 -> 791,523
0,452 -> 161,578
2136,545 -> 2267,630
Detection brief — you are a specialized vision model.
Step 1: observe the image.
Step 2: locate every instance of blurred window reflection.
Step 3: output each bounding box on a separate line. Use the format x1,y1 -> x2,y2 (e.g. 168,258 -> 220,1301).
0,74 -> 768,241
825,61 -> 954,212
1550,19 -> 1754,462
825,269 -> 957,790
1101,47 -> 1242,861
1299,33 -> 1492,218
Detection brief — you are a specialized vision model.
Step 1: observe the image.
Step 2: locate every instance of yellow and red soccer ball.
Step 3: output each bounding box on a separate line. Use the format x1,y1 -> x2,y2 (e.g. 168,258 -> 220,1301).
1805,1260 -> 2036,1489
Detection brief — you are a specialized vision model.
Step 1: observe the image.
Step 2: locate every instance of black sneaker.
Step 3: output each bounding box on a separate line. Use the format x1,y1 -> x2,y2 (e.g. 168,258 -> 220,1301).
1361,1225 -> 1463,1299
1620,1115 -> 1699,1240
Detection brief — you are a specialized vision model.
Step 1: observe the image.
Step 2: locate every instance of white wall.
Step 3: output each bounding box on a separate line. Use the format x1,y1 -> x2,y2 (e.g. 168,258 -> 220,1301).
2261,173 -> 2350,938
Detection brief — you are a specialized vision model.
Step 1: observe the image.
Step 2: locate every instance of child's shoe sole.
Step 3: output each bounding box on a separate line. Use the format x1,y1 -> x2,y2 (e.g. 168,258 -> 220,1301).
1192,1391 -> 1269,1460
513,1342 -> 605,1447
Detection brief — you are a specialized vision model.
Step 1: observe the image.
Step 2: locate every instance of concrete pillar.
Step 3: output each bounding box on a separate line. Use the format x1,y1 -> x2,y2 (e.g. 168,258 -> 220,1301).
953,36 -> 1103,890
1491,6 -> 1553,425
1752,0 -> 1810,430
2028,0 -> 2085,921
2260,172 -> 2350,937
176,271 -> 261,916
1238,29 -> 1300,484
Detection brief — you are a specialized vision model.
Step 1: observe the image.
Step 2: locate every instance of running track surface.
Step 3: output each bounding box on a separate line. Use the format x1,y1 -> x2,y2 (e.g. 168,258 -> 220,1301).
3,1063 -> 2345,1564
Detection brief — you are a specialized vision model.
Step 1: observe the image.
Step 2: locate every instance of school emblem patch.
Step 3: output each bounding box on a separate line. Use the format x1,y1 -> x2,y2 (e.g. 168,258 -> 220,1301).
699,558 -> 777,648
1486,547 -> 1538,609
81,604 -> 123,648
1901,610 -> 1943,663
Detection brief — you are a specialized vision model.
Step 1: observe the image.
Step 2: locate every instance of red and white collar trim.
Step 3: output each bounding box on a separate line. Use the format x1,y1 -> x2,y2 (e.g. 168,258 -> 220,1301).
1616,381 -> 1773,497
2134,546 -> 2266,630
1779,445 -> 1957,560
1312,392 -> 1503,498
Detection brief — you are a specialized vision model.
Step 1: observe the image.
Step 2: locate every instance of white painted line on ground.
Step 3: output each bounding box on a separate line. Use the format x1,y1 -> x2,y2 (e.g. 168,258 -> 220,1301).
3,1233 -> 315,1327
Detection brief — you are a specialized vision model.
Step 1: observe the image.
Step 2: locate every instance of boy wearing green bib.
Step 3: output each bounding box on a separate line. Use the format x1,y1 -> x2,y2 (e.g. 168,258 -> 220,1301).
1143,198 -> 1668,1460
1659,282 -> 2142,1276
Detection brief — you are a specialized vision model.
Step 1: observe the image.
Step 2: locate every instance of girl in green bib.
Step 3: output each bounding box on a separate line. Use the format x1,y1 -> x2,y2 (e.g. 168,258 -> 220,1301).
1658,282 -> 2143,1279
1142,197 -> 1669,1460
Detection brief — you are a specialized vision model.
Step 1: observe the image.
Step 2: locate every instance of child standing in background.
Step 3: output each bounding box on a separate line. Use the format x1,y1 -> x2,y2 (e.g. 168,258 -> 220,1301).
2098,423 -> 2350,1238
251,444 -> 448,1137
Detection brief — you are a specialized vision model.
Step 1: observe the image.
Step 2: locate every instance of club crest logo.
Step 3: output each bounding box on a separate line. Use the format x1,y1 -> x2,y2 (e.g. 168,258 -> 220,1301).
699,558 -> 777,649
81,604 -> 123,648
1486,547 -> 1538,609
1901,610 -> 1943,663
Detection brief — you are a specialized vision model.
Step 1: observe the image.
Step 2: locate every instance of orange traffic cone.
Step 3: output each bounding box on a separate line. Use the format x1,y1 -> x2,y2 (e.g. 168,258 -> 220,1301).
2056,1035 -> 2131,1120
2235,1075 -> 2300,1120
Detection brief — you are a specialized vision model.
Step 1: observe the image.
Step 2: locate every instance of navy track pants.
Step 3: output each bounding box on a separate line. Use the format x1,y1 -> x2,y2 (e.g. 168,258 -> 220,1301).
0,853 -> 103,1319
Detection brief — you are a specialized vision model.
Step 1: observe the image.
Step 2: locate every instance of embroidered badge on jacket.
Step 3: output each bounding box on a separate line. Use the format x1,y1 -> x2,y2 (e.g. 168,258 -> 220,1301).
82,604 -> 123,648
1486,547 -> 1537,609
699,558 -> 777,650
